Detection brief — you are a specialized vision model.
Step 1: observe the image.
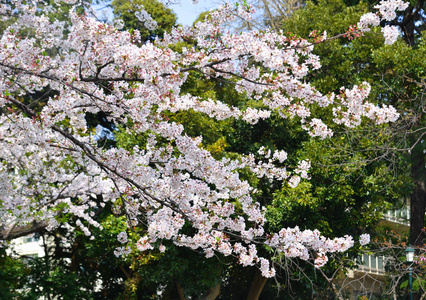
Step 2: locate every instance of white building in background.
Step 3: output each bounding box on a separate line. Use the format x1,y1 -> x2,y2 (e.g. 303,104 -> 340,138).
339,200 -> 411,299
8,234 -> 45,259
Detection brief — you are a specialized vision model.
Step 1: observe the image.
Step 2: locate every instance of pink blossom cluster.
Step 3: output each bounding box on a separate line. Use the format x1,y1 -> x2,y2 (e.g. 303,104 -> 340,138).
0,0 -> 404,276
333,82 -> 399,127
135,5 -> 158,31
359,233 -> 370,246
357,0 -> 408,44
374,0 -> 409,21
117,232 -> 128,244
357,13 -> 381,32
265,227 -> 355,268
114,246 -> 131,257
381,25 -> 400,45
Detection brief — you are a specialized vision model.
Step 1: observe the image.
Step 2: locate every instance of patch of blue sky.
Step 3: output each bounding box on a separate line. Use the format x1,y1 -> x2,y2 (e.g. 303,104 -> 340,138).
168,0 -> 215,26
93,125 -> 115,141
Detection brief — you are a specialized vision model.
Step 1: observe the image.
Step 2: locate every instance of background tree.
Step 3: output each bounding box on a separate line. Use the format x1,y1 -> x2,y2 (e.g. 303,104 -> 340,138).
281,0 -> 425,249
277,0 -> 424,297
229,0 -> 304,31
0,247 -> 27,299
187,1 -> 412,296
111,0 -> 177,41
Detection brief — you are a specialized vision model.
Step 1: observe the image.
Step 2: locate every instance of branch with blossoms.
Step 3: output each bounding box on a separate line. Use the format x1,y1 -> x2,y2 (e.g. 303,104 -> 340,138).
0,0 -> 409,278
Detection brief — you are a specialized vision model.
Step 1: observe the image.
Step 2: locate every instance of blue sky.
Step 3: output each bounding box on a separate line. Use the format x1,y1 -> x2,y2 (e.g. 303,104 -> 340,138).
169,0 -> 216,26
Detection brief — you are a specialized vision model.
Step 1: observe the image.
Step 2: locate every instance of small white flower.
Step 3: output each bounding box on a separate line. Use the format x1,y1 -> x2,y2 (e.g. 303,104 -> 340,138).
382,25 -> 399,45
359,234 -> 370,246
117,231 -> 128,244
113,19 -> 124,30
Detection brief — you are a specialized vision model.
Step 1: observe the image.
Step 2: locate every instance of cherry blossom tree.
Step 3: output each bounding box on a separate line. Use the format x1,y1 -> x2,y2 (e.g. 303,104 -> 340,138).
0,0 -> 407,278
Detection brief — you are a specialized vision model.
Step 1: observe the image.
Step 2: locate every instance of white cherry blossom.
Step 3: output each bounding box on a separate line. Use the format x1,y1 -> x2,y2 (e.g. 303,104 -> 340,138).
0,0 -> 406,277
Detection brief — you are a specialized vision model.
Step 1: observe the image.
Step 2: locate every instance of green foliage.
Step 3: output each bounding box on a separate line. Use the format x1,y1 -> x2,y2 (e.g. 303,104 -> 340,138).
258,0 -> 420,296
283,0 -> 383,95
20,257 -> 95,300
125,245 -> 222,299
0,248 -> 28,299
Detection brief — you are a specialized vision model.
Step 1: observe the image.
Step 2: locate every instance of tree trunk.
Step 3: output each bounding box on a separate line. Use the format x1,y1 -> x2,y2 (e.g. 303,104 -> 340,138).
401,7 -> 426,298
176,283 -> 186,300
409,137 -> 426,247
198,283 -> 220,300
246,270 -> 267,300
409,136 -> 426,300
401,8 -> 416,47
